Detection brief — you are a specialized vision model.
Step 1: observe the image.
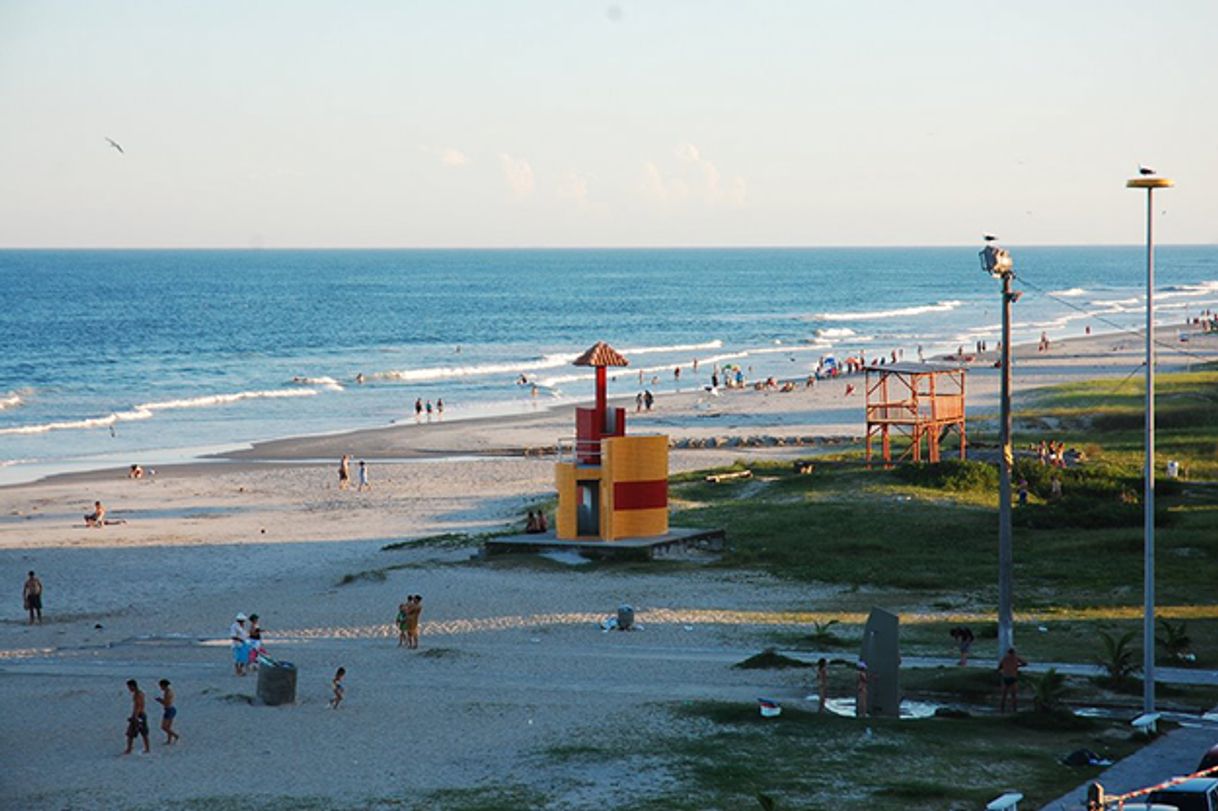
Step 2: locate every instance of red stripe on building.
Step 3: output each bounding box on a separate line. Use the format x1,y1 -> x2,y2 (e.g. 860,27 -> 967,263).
613,479 -> 667,511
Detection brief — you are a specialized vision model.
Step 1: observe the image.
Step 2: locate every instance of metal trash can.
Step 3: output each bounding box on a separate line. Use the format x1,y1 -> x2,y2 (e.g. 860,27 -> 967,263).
617,604 -> 634,631
256,659 -> 297,706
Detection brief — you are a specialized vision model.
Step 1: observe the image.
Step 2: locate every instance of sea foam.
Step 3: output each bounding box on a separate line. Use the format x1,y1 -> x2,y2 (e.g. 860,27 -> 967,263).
814,300 -> 963,322
0,388 -> 319,436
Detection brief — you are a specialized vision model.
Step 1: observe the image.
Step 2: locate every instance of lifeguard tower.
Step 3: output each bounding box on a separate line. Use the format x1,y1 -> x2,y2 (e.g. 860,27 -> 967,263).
554,342 -> 669,540
864,362 -> 967,467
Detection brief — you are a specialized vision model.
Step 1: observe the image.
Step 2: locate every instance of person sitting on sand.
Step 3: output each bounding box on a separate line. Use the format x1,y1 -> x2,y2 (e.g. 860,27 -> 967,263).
536,511 -> 548,533
524,510 -> 539,533
128,464 -> 144,479
85,500 -> 106,528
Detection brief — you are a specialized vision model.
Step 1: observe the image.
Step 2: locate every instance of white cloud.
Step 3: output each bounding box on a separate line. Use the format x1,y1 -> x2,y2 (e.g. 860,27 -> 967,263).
557,170 -> 590,206
642,143 -> 746,207
499,153 -> 535,196
675,142 -> 701,163
440,147 -> 468,167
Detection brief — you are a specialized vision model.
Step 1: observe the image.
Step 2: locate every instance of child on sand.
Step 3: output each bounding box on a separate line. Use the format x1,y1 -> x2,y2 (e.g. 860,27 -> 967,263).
406,595 -> 422,649
155,679 -> 180,744
357,460 -> 370,491
328,667 -> 346,709
395,600 -> 409,647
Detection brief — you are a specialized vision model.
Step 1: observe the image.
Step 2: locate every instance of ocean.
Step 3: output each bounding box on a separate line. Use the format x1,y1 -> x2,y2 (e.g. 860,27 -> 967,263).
2,246 -> 1216,484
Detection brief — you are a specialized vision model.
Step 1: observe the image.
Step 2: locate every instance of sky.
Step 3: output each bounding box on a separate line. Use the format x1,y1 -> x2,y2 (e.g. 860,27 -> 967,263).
1,1 -> 1215,248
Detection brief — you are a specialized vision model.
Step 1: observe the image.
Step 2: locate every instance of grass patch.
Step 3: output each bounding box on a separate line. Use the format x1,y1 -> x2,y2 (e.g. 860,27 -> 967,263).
734,648 -> 813,670
633,699 -> 1146,810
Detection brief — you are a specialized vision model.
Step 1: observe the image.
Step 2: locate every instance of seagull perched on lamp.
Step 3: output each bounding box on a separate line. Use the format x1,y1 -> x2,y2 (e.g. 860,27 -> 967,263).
1138,165 -> 1156,176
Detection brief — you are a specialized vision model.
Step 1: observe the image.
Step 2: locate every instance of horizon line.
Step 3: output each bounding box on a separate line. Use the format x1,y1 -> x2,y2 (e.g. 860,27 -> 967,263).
2,242 -> 1216,252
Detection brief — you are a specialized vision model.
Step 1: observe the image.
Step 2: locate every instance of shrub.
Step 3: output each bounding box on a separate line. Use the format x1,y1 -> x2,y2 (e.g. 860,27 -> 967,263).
892,460 -> 998,493
1095,630 -> 1139,685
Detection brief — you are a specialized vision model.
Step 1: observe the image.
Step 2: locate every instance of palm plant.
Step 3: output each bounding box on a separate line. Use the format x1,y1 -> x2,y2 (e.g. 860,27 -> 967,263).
809,619 -> 841,646
1095,630 -> 1139,685
1033,667 -> 1069,713
1156,618 -> 1192,662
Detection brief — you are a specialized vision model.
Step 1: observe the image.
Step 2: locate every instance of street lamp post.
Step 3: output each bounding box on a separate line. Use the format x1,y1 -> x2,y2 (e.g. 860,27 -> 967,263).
1126,171 -> 1174,714
980,239 -> 1018,655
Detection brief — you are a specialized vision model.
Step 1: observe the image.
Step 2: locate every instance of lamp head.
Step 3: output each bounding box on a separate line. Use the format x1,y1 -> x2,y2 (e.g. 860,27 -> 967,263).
979,243 -> 1013,277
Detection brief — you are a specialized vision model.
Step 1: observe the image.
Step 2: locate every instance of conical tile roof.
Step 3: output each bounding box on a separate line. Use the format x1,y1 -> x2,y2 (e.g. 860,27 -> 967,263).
572,341 -> 629,367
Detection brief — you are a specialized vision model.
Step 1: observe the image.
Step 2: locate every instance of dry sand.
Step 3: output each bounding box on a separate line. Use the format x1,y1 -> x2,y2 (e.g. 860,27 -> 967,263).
1,327 -> 1215,809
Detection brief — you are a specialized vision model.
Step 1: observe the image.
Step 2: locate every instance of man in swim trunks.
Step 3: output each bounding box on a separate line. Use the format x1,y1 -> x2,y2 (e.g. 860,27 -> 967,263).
124,679 -> 151,754
23,571 -> 43,624
998,647 -> 1028,713
156,679 -> 180,744
338,455 -> 351,491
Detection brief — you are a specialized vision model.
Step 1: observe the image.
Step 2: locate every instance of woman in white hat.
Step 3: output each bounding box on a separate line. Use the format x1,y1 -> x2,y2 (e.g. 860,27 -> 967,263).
230,613 -> 250,676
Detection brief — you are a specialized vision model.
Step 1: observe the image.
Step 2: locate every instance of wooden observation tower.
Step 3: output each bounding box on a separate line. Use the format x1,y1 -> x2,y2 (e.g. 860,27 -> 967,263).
864,362 -> 967,467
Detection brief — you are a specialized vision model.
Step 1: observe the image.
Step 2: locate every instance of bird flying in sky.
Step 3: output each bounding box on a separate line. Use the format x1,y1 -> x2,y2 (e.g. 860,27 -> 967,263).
1138,164 -> 1156,176
105,137 -> 124,154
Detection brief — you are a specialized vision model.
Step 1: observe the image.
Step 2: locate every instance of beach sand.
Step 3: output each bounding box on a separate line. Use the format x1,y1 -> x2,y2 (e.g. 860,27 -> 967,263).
1,327 -> 1215,809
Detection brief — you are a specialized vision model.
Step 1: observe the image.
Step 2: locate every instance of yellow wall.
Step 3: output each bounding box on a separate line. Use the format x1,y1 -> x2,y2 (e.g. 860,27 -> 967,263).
602,435 -> 669,540
554,435 -> 669,541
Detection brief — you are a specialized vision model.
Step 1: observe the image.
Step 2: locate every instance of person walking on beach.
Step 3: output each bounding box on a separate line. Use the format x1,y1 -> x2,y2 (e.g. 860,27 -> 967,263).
405,594 -> 422,649
425,400 -> 433,421
23,571 -> 42,624
155,679 -> 180,745
414,398 -> 423,422
395,600 -> 410,647
123,679 -> 151,754
635,392 -> 643,412
998,648 -> 1028,713
357,460 -> 370,492
436,399 -> 444,419
338,455 -> 351,491
816,658 -> 829,714
643,390 -> 654,411
328,667 -> 346,709
230,613 -> 249,676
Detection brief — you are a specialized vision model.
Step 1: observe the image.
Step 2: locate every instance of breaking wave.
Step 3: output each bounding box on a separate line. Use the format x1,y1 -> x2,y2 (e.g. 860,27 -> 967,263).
0,388 -> 319,436
813,300 -> 963,322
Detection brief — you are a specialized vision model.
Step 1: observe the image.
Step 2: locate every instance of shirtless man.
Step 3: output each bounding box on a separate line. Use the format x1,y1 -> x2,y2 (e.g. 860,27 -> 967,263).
338,455 -> 351,491
85,500 -> 106,527
23,571 -> 43,624
123,680 -> 151,754
998,647 -> 1028,713
155,679 -> 180,744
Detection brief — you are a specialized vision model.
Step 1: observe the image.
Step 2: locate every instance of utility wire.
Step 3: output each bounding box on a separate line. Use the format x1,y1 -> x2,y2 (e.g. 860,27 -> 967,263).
1015,272 -> 1217,366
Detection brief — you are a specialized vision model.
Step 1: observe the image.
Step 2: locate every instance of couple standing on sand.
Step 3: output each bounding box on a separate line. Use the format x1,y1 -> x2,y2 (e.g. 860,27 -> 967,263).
338,455 -> 371,491
395,595 -> 423,648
